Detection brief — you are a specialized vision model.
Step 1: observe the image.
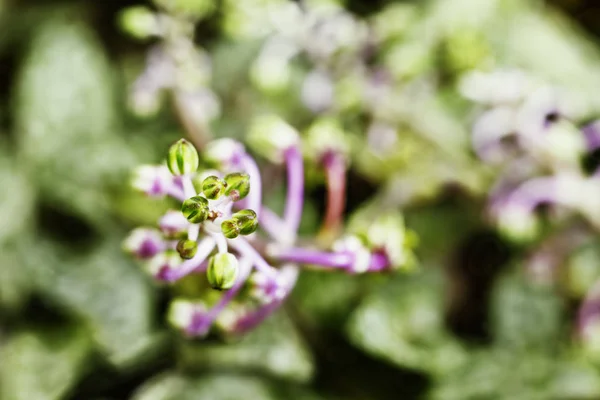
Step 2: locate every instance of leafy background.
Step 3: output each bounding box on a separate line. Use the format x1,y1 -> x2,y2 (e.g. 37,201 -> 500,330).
2,0 -> 600,399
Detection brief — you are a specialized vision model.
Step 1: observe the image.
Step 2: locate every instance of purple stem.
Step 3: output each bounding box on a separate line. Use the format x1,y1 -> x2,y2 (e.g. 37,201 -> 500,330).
258,206 -> 291,241
273,247 -> 353,268
231,265 -> 298,335
187,259 -> 253,335
283,146 -> 304,236
228,147 -> 305,334
228,237 -> 278,278
233,301 -> 281,333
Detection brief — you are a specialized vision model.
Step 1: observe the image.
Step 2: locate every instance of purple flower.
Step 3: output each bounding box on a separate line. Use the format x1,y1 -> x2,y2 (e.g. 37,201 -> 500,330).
127,134 -> 417,337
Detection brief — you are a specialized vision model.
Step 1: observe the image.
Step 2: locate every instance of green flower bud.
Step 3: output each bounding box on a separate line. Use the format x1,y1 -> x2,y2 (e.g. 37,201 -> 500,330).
221,219 -> 240,239
232,209 -> 258,235
176,239 -> 198,260
247,115 -> 299,163
202,176 -> 226,200
304,117 -> 351,161
181,196 -> 209,223
207,253 -> 239,290
224,172 -> 250,201
118,6 -> 158,40
167,139 -> 199,176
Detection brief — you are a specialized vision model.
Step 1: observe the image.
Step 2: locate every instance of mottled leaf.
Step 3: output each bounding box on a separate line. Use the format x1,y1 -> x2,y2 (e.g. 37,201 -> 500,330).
178,312 -> 314,382
346,269 -> 467,375
0,325 -> 91,400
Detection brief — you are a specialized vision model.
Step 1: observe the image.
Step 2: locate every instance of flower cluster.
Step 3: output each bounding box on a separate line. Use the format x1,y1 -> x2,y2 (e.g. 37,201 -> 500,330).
461,69 -> 600,241
462,69 -> 600,353
124,131 -> 416,337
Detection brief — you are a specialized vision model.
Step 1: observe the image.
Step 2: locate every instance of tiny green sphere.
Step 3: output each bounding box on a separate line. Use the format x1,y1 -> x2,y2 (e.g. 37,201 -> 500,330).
181,196 -> 209,223
167,139 -> 199,176
221,219 -> 240,239
224,172 -> 250,201
232,209 -> 258,235
207,253 -> 239,290
202,175 -> 226,200
176,239 -> 198,259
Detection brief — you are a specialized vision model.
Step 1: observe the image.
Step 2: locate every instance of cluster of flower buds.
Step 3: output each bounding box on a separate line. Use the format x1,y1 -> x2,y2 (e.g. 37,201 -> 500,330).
125,130 -> 417,337
461,69 -> 600,241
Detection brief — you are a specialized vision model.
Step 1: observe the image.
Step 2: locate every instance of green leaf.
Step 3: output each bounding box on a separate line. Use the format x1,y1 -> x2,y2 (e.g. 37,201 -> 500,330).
490,271 -> 565,351
430,349 -> 555,400
132,372 -> 323,400
178,312 -> 314,383
14,16 -> 134,226
291,270 -> 363,328
0,325 -> 91,400
28,236 -> 159,368
430,349 -> 600,400
0,148 -> 35,310
346,269 -> 467,375
0,239 -> 33,311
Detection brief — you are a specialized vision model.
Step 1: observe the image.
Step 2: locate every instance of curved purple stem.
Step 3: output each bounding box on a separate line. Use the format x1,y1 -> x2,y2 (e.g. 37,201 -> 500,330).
273,247 -> 353,268
229,237 -> 278,278
186,258 -> 253,336
283,146 -> 304,236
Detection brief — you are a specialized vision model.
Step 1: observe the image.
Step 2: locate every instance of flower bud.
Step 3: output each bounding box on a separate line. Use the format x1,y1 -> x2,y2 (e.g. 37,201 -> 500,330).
146,250 -> 182,278
159,210 -> 190,239
207,253 -> 239,290
250,271 -> 287,304
366,214 -> 415,270
221,219 -> 240,239
132,165 -> 172,196
332,235 -> 371,273
247,115 -> 299,163
304,117 -> 350,163
203,138 -> 245,169
167,139 -> 199,176
202,175 -> 226,200
167,299 -> 207,333
232,209 -> 258,235
224,172 -> 250,201
123,228 -> 164,259
181,196 -> 209,223
176,239 -> 198,260
118,6 -> 158,40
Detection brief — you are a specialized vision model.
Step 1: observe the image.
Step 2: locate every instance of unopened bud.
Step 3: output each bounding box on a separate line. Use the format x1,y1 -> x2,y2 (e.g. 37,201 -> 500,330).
304,117 -> 350,162
118,6 -> 158,40
176,239 -> 198,259
247,115 -> 299,163
146,250 -> 182,278
203,138 -> 245,169
167,299 -> 207,333
159,210 -> 190,239
221,219 -> 240,239
232,209 -> 258,235
132,165 -> 171,197
207,253 -> 239,290
123,228 -> 164,259
202,175 -> 226,200
181,196 -> 209,223
224,172 -> 250,201
167,139 -> 199,176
